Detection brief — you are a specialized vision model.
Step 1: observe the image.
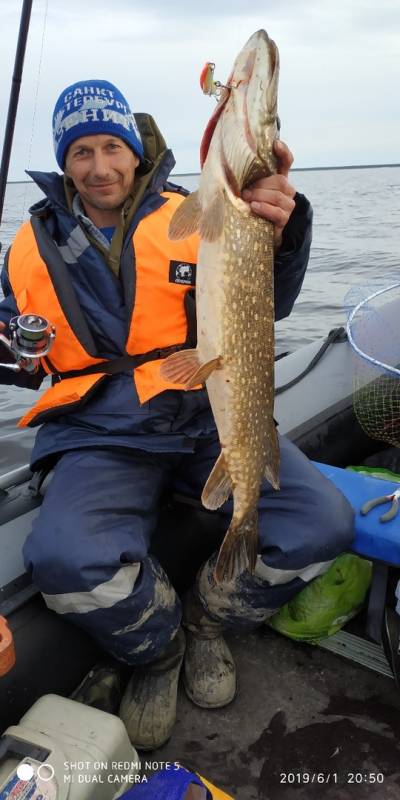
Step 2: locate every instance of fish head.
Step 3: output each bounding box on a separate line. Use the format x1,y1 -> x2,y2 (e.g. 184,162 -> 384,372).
238,29 -> 280,177
200,30 -> 280,189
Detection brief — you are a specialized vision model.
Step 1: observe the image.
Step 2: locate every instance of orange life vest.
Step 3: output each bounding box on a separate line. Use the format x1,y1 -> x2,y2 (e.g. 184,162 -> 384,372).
7,192 -> 199,428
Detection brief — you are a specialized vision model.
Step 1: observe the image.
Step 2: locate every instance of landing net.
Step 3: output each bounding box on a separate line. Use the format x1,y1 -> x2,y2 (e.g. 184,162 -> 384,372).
346,281 -> 400,447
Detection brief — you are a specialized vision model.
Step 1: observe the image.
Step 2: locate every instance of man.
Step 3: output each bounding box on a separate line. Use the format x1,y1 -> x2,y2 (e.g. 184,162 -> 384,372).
0,80 -> 354,750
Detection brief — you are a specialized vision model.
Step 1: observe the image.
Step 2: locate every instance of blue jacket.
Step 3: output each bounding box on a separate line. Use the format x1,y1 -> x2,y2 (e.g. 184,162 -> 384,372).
0,153 -> 312,470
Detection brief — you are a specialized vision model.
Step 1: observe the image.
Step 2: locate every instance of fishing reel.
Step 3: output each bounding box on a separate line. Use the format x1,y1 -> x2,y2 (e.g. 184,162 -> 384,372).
0,314 -> 55,373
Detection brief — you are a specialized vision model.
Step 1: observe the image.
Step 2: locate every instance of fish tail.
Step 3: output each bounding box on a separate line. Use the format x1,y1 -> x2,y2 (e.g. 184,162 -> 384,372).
214,511 -> 258,584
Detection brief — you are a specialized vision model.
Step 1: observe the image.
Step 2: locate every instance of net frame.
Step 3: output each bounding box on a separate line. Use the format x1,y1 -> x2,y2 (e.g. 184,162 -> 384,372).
346,282 -> 400,378
346,281 -> 400,447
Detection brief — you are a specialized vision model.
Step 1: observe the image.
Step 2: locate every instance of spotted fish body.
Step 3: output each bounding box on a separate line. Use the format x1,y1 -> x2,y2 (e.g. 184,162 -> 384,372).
161,30 -> 280,582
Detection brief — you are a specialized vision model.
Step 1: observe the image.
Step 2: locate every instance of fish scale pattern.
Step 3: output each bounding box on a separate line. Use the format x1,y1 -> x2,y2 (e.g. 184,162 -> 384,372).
221,201 -> 278,520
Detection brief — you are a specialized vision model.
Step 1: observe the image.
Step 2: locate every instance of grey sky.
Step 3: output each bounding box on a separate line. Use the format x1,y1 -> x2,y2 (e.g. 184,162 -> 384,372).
1,0 -> 399,180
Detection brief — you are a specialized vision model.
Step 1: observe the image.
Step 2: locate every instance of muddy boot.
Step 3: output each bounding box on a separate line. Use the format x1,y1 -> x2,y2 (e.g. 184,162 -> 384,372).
182,590 -> 236,709
70,661 -> 125,715
119,627 -> 186,750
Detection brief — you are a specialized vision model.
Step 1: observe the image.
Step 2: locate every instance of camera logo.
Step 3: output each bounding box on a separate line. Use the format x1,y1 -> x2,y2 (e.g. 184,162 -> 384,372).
16,763 -> 55,782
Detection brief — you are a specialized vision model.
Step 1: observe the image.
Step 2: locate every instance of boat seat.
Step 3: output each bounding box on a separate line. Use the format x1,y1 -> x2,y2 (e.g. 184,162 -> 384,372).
313,461 -> 400,645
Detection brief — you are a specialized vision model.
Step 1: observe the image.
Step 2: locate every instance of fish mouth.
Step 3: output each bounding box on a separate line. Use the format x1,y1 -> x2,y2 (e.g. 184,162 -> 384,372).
200,88 -> 230,169
265,34 -> 278,77
245,32 -> 279,129
242,31 -> 280,179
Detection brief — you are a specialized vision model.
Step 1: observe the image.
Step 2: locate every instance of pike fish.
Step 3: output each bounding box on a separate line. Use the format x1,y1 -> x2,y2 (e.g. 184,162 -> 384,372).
160,30 -> 280,582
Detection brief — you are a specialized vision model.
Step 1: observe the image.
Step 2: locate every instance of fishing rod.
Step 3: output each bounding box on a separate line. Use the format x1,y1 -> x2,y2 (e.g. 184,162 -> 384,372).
0,2 -> 56,372
0,0 -> 33,236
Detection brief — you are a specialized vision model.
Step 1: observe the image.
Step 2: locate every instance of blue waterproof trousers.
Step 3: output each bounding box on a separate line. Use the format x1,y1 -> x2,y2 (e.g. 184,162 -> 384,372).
23,433 -> 354,665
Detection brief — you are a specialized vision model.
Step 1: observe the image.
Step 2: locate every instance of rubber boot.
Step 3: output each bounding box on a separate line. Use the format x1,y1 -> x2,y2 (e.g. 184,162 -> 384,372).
119,626 -> 186,750
70,661 -> 125,715
182,590 -> 236,709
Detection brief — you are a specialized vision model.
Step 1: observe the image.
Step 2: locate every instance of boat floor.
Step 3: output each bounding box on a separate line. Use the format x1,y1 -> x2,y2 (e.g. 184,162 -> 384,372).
148,626 -> 400,799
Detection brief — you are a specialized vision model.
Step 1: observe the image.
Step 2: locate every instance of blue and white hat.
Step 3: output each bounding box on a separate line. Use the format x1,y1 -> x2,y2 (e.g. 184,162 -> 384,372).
52,79 -> 145,169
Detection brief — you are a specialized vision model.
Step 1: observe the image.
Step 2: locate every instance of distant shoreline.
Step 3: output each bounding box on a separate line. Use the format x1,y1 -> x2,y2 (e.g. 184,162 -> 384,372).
171,163 -> 400,176
6,163 -> 400,184
284,163 -> 399,173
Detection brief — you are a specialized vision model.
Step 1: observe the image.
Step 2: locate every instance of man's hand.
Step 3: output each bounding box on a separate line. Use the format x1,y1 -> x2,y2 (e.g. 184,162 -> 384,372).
242,140 -> 296,249
0,321 -> 16,365
0,320 -> 37,371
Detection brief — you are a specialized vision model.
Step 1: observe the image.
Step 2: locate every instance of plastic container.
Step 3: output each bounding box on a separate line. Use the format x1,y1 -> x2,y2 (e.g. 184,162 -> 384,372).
0,694 -> 141,799
0,616 -> 15,676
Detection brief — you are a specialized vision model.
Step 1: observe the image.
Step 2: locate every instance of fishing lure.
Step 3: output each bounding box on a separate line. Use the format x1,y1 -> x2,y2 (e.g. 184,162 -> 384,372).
199,62 -> 218,96
199,62 -> 235,98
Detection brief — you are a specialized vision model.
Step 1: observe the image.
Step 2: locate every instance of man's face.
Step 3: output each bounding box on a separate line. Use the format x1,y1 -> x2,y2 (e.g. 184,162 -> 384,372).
64,134 -> 139,218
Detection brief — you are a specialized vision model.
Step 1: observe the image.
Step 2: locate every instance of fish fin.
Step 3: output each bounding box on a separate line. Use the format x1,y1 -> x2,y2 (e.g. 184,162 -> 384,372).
214,511 -> 258,584
264,424 -> 280,490
168,191 -> 202,240
199,190 -> 225,242
159,349 -> 201,384
202,453 -> 233,510
185,355 -> 223,388
160,349 -> 222,388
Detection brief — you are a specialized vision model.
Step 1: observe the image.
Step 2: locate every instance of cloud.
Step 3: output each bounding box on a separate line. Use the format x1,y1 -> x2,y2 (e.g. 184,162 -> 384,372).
1,0 -> 399,179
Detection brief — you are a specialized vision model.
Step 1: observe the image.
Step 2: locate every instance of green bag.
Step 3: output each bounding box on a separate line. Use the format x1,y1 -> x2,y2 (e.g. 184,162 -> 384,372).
268,553 -> 372,643
347,465 -> 400,483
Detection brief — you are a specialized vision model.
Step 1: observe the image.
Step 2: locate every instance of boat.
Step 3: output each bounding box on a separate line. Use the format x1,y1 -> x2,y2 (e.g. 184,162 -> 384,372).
2,4 -> 400,796
2,321 -> 400,796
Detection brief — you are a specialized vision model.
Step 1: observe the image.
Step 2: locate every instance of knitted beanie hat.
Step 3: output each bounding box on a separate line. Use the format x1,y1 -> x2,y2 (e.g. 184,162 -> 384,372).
52,79 -> 145,169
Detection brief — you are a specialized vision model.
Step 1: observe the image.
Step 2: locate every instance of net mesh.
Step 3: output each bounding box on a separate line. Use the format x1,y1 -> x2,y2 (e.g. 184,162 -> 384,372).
346,282 -> 400,448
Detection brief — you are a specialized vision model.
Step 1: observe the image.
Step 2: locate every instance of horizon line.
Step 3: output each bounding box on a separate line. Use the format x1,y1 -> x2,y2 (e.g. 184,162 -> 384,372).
173,162 -> 400,176
6,162 -> 400,184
